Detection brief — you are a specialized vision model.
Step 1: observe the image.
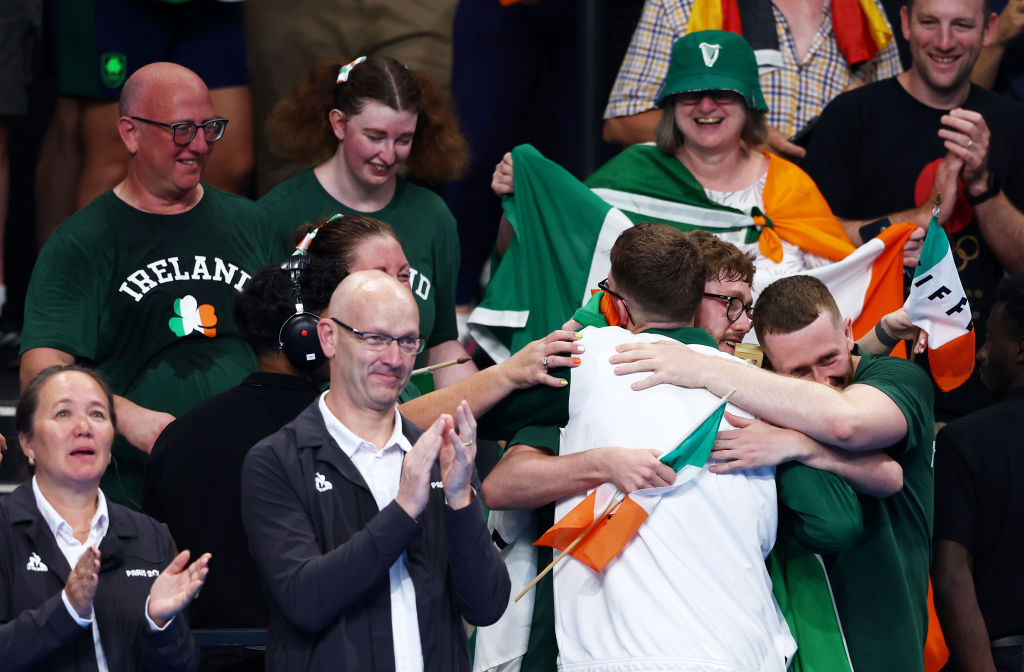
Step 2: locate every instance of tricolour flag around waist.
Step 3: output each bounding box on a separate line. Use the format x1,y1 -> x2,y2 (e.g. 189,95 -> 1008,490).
904,212 -> 975,391
532,397 -> 727,574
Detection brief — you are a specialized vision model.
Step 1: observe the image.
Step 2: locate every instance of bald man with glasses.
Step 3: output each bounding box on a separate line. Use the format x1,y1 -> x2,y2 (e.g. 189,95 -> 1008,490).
241,270 -> 509,672
20,62 -> 281,507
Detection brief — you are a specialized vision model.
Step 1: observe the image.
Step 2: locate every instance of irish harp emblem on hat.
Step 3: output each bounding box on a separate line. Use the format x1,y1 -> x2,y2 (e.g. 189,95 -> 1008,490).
699,42 -> 722,67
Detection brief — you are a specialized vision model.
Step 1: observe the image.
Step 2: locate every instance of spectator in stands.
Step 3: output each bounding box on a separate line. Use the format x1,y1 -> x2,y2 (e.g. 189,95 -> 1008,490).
801,0 -> 1024,420
241,270 -> 509,671
260,56 -> 477,389
0,365 -> 209,671
20,62 -> 280,507
601,0 -> 903,157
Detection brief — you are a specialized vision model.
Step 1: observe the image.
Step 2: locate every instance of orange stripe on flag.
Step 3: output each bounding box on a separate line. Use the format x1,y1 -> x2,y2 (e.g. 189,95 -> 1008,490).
535,494 -> 650,573
762,155 -> 857,262
929,329 -> 976,392
850,223 -> 916,341
925,580 -> 950,671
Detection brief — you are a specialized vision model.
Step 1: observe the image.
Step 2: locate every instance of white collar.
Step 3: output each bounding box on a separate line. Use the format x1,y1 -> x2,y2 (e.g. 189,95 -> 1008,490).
32,476 -> 109,543
317,392 -> 413,458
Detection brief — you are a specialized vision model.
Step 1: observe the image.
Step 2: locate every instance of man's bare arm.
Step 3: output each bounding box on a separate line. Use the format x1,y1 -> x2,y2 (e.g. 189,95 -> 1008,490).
971,1 -> 1024,89
425,340 -> 478,389
481,442 -> 676,511
710,412 -> 903,497
932,540 -> 997,672
20,346 -> 75,388
21,346 -> 173,454
972,193 -> 1024,272
609,341 -> 908,451
601,110 -> 660,146
856,308 -> 927,356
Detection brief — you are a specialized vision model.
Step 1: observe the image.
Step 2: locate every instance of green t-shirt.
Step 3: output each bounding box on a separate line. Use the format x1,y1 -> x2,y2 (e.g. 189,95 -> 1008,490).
259,169 -> 461,351
826,349 -> 935,672
22,187 -> 281,504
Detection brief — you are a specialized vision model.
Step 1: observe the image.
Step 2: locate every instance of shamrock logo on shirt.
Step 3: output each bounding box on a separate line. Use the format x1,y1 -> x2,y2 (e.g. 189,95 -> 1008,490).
168,295 -> 218,338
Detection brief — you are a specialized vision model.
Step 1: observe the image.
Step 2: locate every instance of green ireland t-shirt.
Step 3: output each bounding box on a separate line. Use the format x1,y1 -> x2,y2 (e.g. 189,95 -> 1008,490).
825,349 -> 935,672
259,169 -> 461,352
22,186 -> 281,504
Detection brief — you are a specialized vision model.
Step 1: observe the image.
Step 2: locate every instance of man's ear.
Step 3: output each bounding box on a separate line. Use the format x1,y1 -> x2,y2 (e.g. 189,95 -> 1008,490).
900,4 -> 911,42
982,10 -> 999,48
328,109 -> 346,142
843,316 -> 855,352
613,295 -> 631,328
317,317 -> 337,359
118,116 -> 140,155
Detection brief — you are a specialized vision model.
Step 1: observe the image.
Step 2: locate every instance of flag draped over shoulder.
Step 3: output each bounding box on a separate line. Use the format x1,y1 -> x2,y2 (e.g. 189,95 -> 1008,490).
904,216 -> 975,391
587,143 -> 855,264
468,143 -> 911,361
533,397 -> 727,573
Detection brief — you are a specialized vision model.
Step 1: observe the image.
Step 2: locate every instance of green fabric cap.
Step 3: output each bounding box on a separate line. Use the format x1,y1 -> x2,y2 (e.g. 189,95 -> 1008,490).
657,30 -> 767,111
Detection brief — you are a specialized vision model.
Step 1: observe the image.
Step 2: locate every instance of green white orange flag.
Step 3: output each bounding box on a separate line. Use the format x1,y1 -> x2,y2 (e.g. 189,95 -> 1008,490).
469,143 -> 916,361
532,396 -> 728,573
903,212 -> 975,391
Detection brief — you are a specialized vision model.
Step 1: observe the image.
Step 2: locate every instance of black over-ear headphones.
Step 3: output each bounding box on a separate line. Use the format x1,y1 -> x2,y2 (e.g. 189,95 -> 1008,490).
278,222 -> 329,370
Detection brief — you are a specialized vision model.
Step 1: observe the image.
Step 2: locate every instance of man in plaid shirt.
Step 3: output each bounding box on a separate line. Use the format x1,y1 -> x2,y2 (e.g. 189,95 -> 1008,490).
602,0 -> 903,159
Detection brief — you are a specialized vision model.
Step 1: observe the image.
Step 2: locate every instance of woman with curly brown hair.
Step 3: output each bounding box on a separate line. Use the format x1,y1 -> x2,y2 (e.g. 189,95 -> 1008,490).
260,55 -> 475,388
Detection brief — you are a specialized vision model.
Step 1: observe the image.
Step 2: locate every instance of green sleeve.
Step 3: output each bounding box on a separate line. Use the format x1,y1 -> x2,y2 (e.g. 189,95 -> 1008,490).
775,462 -> 863,554
21,214 -> 108,359
852,352 -> 934,459
478,369 -> 571,442
508,425 -> 561,455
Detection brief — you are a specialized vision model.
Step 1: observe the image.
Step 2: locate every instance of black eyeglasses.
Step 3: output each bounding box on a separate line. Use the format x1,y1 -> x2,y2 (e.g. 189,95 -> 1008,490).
598,278 -> 635,324
675,90 -> 743,105
329,317 -> 425,355
130,116 -> 229,146
703,293 -> 754,323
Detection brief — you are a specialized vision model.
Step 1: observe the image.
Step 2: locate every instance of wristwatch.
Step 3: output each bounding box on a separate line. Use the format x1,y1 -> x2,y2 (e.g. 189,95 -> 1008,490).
966,171 -> 1000,206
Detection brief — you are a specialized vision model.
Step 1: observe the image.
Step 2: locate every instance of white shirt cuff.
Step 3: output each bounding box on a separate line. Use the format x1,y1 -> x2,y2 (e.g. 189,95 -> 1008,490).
61,589 -> 93,627
143,595 -> 175,632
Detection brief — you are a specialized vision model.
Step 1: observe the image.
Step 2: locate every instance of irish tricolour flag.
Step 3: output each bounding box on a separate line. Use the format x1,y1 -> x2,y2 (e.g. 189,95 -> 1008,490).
533,395 -> 727,573
904,216 -> 975,391
469,144 -> 916,360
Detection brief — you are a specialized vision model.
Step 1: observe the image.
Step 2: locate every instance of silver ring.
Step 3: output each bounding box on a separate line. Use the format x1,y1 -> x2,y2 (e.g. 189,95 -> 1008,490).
542,356 -> 548,369
967,139 -> 974,149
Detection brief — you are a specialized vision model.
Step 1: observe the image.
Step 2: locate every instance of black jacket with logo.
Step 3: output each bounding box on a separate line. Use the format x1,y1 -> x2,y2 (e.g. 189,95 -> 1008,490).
240,402 -> 510,671
0,482 -> 198,671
